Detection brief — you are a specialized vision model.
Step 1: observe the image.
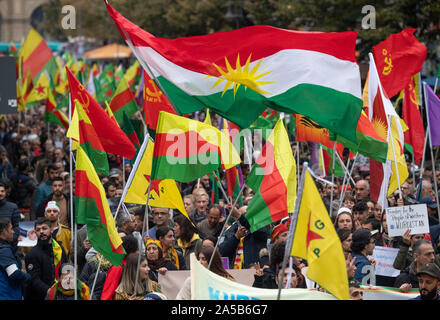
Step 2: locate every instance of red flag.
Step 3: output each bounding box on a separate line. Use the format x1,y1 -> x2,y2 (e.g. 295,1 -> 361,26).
402,77 -> 424,165
67,67 -> 137,160
372,29 -> 427,98
142,71 -> 176,131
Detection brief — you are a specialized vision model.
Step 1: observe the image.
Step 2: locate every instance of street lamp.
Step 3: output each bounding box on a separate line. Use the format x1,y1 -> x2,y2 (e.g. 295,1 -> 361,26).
225,0 -> 244,29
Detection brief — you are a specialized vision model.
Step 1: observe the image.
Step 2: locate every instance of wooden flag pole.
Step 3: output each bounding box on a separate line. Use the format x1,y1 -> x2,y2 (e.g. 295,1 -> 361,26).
277,162 -> 307,300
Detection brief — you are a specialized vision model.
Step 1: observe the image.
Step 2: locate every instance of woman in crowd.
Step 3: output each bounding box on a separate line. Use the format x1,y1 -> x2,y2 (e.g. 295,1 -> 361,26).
176,247 -> 234,300
145,239 -> 177,282
174,214 -> 203,269
156,226 -> 186,270
337,228 -> 353,259
334,207 -> 354,231
114,253 -> 162,300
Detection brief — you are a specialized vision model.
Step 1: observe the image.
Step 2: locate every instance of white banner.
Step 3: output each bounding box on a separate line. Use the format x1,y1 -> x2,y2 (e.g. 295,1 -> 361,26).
371,246 -> 400,277
189,253 -> 337,300
362,286 -> 419,300
386,204 -> 429,238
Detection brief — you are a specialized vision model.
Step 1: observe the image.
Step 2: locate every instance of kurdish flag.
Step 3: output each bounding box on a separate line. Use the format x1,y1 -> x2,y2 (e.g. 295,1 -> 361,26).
106,2 -> 362,144
123,136 -> 189,221
75,145 -> 125,266
109,76 -> 139,124
151,111 -> 241,183
291,168 -> 349,300
245,119 -> 296,233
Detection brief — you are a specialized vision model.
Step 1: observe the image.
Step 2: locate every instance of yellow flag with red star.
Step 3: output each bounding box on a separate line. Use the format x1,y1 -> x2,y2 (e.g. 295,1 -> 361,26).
26,72 -> 49,103
291,169 -> 349,300
123,136 -> 190,221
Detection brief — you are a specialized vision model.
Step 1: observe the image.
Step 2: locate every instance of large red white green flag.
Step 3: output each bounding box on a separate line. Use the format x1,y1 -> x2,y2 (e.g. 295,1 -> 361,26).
105,2 -> 363,144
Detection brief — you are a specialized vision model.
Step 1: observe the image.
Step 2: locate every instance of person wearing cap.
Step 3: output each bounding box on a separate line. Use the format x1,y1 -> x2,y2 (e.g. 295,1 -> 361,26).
351,228 -> 376,285
271,223 -> 289,244
44,201 -> 72,260
420,196 -> 439,226
108,168 -> 122,188
410,263 -> 440,300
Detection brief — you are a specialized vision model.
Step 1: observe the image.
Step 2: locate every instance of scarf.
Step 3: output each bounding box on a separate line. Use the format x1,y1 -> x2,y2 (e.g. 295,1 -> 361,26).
156,240 -> 180,270
233,237 -> 244,269
52,239 -> 63,279
47,279 -> 90,300
145,239 -> 167,271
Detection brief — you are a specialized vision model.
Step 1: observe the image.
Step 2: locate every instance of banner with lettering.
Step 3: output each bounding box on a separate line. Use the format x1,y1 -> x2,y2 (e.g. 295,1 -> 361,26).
386,204 -> 429,237
189,253 -> 337,300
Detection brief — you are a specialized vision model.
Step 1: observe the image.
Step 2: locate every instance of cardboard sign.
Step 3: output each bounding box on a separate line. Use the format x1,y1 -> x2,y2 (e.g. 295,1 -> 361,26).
372,246 -> 400,277
386,204 -> 429,237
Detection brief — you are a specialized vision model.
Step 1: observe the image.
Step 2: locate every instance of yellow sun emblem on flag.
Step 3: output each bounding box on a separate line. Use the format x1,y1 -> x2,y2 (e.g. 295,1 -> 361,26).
206,54 -> 273,98
371,117 -> 388,140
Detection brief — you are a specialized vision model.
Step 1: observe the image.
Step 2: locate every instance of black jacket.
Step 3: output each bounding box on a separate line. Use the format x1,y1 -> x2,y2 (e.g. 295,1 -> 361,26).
0,199 -> 21,250
219,215 -> 268,269
23,238 -> 68,300
394,260 -> 419,289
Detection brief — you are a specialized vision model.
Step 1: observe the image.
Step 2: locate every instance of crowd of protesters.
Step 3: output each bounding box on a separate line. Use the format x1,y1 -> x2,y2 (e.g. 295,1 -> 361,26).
0,105 -> 440,301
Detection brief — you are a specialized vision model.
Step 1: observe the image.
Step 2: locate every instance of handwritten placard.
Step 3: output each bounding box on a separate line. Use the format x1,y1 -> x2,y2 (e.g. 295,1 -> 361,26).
372,246 -> 400,277
386,204 -> 429,238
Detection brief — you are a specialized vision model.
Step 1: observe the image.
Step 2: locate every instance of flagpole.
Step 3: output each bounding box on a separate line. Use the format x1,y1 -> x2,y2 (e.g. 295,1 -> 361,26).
207,178 -> 247,270
68,93 -> 78,300
90,134 -> 151,298
133,132 -> 153,294
338,154 -> 356,208
423,83 -> 440,219
329,141 -> 337,218
122,157 -> 126,189
335,152 -> 356,187
277,162 -> 307,300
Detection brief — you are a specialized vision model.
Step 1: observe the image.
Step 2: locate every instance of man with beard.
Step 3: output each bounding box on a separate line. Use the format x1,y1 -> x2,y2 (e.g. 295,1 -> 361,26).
411,263 -> 440,300
24,217 -> 68,300
394,239 -> 439,292
44,201 -> 71,260
36,177 -> 71,228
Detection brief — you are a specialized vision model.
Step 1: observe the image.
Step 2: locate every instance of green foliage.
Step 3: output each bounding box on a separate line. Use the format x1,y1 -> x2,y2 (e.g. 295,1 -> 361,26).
41,0 -> 439,72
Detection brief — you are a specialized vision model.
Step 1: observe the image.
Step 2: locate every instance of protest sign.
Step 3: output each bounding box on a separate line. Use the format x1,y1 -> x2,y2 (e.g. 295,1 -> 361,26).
158,268 -> 255,300
386,204 -> 429,237
18,221 -> 37,247
189,253 -> 337,300
371,246 -> 400,277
